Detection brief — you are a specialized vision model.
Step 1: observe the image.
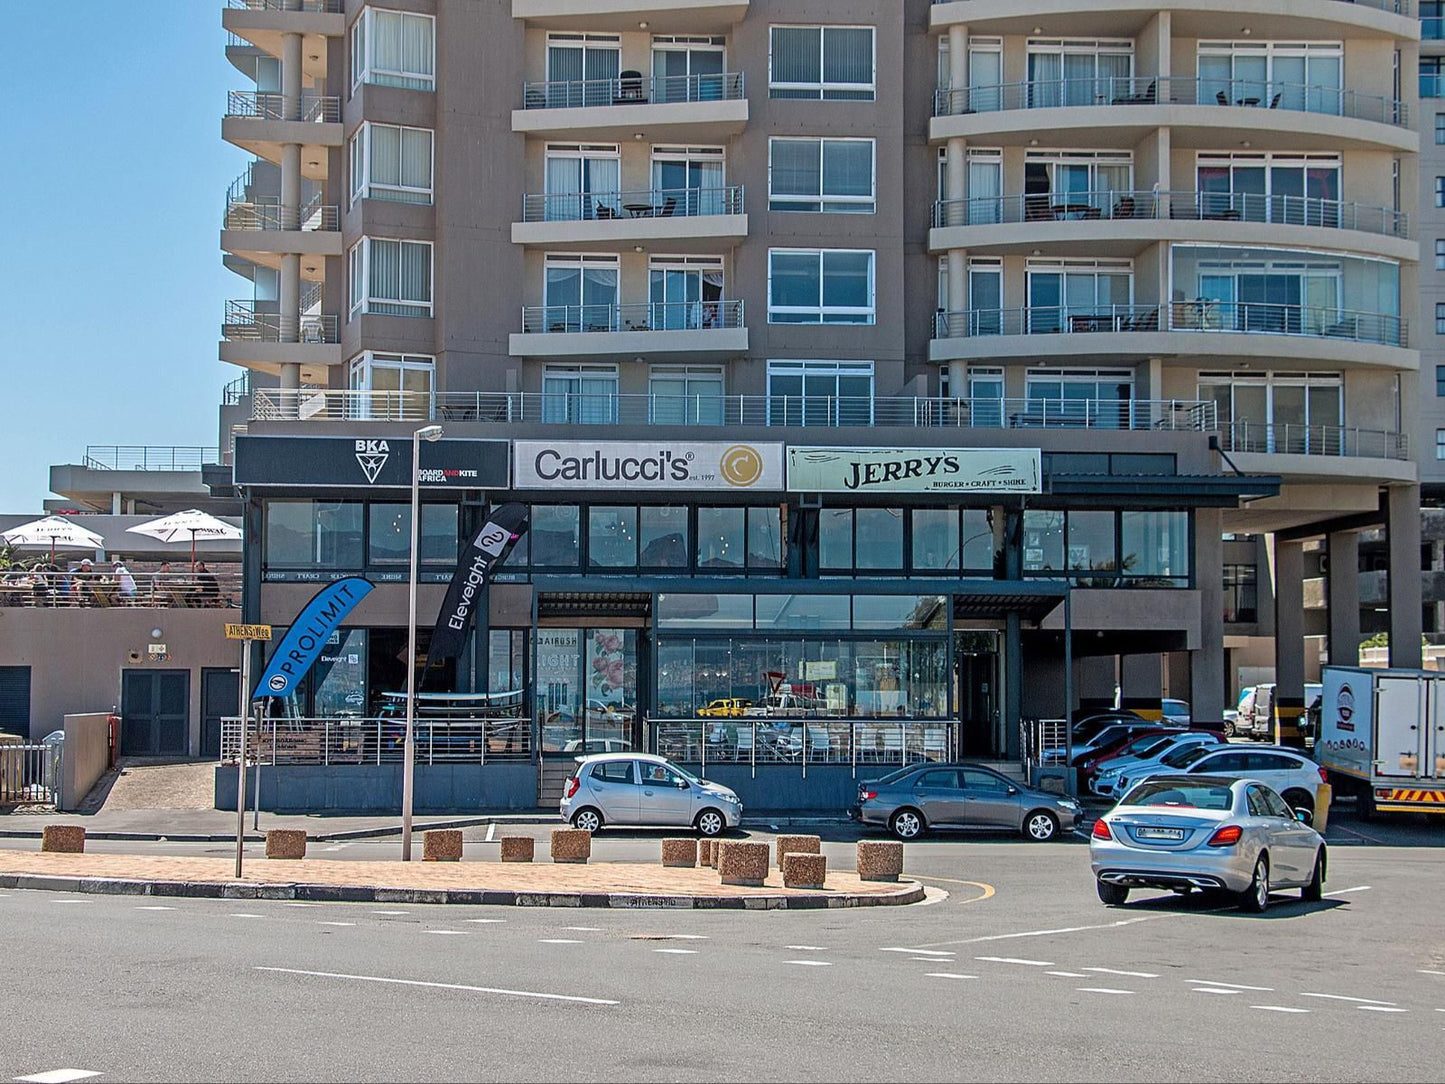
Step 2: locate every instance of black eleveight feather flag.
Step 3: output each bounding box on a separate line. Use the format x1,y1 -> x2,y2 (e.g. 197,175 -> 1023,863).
426,503 -> 530,663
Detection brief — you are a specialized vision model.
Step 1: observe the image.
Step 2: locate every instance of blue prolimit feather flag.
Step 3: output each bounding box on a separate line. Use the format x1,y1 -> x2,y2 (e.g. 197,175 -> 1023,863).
253,577 -> 374,698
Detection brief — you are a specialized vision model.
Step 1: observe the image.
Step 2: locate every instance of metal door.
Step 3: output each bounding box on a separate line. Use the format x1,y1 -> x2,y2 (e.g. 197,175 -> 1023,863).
958,768 -> 1021,828
121,670 -> 190,757
637,760 -> 693,825
201,668 -> 239,759
1376,675 -> 1426,777
1430,676 -> 1445,782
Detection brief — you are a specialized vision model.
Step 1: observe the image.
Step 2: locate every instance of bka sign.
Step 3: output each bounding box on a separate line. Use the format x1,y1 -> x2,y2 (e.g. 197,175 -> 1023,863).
787,447 -> 1042,494
234,436 -> 509,490
514,441 -> 784,491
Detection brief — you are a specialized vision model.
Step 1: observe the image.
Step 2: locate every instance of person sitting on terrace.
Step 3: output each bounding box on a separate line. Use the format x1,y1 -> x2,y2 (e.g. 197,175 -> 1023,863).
190,562 -> 221,608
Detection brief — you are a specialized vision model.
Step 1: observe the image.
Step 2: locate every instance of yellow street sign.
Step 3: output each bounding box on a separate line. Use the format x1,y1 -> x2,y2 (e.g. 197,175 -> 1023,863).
225,623 -> 273,641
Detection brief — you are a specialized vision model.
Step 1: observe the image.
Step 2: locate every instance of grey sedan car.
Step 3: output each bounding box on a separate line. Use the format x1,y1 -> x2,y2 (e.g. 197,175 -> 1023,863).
850,763 -> 1084,841
1090,775 -> 1325,913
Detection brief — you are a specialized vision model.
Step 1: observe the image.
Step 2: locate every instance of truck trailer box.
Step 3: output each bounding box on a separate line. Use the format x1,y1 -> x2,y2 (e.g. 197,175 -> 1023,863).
1319,666 -> 1445,817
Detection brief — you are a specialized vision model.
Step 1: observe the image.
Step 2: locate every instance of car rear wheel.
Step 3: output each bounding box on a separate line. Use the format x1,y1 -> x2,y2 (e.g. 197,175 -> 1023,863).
571,807 -> 603,833
890,808 -> 924,840
1023,810 -> 1060,842
695,808 -> 725,837
1302,849 -> 1325,902
1096,880 -> 1129,906
1238,855 -> 1270,913
1282,789 -> 1314,817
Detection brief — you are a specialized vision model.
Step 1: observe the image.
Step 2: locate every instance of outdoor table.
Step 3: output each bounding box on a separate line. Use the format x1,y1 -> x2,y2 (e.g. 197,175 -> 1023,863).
1237,97 -> 1260,107
1052,202 -> 1094,219
624,204 -> 657,218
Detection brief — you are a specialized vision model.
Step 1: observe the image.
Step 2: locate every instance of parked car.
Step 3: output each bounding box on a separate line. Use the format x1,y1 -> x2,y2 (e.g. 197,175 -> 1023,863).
1090,731 -> 1220,798
1043,720 -> 1168,768
1161,699 -> 1191,726
1071,711 -> 1145,743
560,753 -> 742,837
1090,775 -> 1326,912
1243,683 -> 1320,739
1128,744 -> 1327,814
850,762 -> 1083,842
561,738 -> 632,757
1078,729 -> 1180,788
698,698 -> 753,718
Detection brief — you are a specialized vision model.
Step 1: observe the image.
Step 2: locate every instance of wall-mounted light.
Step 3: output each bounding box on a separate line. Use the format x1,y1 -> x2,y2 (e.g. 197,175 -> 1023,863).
150,627 -> 163,640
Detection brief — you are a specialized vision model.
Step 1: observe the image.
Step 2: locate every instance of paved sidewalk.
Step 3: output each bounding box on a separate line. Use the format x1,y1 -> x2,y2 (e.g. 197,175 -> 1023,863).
0,851 -> 922,909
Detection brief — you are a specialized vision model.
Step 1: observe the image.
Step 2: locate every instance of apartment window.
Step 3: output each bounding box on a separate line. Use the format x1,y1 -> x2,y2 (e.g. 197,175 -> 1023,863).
1023,150 -> 1133,220
766,360 -> 874,425
347,352 -> 435,420
1437,113 -> 1445,143
543,144 -> 621,221
649,256 -> 724,330
1199,370 -> 1343,452
1025,257 -> 1132,332
967,38 -> 1003,112
769,138 -> 875,213
650,365 -> 724,425
1223,564 -> 1258,623
545,33 -> 621,107
1438,303 -> 1445,335
1424,57 -> 1445,99
348,238 -> 432,318
350,123 -> 433,206
1437,239 -> 1445,270
651,146 -> 727,214
652,35 -> 727,103
769,26 -> 875,101
542,364 -> 619,424
1436,365 -> 1445,396
1201,41 -> 1343,113
543,254 -> 619,331
1195,153 -> 1339,224
1026,39 -> 1134,106
1438,430 -> 1445,460
1025,368 -> 1135,427
351,8 -> 435,92
768,249 -> 875,324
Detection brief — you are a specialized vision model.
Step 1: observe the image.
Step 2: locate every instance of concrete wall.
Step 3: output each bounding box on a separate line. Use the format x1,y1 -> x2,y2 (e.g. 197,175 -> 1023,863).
60,712 -> 111,812
213,762 -> 537,814
689,763 -> 861,813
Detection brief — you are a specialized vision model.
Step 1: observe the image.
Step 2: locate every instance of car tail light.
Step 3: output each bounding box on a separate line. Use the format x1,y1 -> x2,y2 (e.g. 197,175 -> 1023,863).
1318,766 -> 1329,784
564,776 -> 580,799
860,790 -> 878,802
1091,819 -> 1112,840
1207,824 -> 1243,847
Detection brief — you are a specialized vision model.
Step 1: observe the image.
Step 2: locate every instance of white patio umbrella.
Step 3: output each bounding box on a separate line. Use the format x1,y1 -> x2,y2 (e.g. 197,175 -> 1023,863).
126,509 -> 242,567
1,516 -> 106,563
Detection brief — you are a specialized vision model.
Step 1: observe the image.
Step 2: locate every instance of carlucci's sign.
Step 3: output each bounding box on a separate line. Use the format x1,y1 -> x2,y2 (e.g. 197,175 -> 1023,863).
514,441 -> 784,490
787,447 -> 1042,493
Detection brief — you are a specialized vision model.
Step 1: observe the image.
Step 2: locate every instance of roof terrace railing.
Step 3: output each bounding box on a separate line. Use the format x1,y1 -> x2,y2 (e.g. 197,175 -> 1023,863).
225,90 -> 340,124
521,185 -> 744,222
82,446 -> 219,472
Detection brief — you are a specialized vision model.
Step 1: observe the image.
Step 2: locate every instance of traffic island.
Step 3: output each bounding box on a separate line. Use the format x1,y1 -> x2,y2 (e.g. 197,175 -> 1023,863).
0,851 -> 924,909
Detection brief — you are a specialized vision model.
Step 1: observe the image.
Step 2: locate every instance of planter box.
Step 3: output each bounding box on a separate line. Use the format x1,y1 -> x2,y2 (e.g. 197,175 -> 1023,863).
782,852 -> 827,889
550,828 -> 591,864
265,829 -> 307,860
423,829 -> 464,862
661,838 -> 697,868
775,834 -> 821,867
41,826 -> 85,854
500,836 -> 535,862
717,840 -> 768,887
856,840 -> 903,882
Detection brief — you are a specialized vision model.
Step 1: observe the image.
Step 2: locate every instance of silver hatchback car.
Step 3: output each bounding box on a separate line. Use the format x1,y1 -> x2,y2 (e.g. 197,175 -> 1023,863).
1090,774 -> 1326,913
560,752 -> 743,837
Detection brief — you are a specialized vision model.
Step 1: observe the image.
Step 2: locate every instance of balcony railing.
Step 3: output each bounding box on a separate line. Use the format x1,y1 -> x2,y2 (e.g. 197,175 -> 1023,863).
934,302 -> 1407,347
226,0 -> 343,11
223,199 -> 339,232
650,719 -> 959,771
522,71 -> 745,110
222,372 -> 251,407
934,76 -> 1407,127
82,446 -> 219,472
222,300 -> 338,344
521,185 -> 744,222
932,189 -> 1409,239
933,0 -> 1412,7
219,717 -> 534,766
519,299 -> 744,334
1218,422 -> 1408,460
1425,15 -> 1444,39
250,388 -> 1216,431
0,570 -> 241,610
224,90 -> 340,124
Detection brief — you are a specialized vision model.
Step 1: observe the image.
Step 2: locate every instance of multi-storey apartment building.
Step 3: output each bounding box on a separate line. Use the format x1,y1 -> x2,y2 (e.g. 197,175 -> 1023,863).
216,0 -> 1424,811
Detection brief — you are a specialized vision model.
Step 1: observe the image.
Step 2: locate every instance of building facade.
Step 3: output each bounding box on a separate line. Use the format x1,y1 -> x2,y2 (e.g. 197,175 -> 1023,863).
217,0 -> 1423,810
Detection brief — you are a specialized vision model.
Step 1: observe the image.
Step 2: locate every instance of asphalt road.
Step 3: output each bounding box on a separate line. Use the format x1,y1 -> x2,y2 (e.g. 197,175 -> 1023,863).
2,815 -> 1443,1083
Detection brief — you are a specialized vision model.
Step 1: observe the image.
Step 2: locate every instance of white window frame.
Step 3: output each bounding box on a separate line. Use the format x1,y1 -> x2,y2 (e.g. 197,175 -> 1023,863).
767,248 -> 877,325
351,7 -> 436,93
765,360 -> 876,424
348,237 -> 434,318
347,350 -> 436,418
648,363 -> 725,424
349,122 -> 435,207
769,25 -> 877,101
542,362 -> 620,424
768,137 -> 876,214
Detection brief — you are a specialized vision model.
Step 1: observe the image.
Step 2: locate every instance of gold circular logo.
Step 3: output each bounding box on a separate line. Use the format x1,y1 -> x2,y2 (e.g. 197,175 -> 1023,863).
720,445 -> 764,488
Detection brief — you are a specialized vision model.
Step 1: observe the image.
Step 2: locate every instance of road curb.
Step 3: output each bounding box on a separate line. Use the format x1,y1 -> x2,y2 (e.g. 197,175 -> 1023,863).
0,871 -> 924,909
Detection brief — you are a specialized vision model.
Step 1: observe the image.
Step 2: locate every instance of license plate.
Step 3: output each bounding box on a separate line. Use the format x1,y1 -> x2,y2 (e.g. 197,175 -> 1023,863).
1136,827 -> 1186,840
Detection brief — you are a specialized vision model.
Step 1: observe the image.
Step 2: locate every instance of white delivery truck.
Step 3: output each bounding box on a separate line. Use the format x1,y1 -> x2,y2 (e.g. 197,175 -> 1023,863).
1318,666 -> 1445,819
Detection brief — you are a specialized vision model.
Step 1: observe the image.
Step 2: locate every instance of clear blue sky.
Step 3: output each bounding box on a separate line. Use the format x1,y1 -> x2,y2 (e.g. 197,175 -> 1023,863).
0,3 -> 245,512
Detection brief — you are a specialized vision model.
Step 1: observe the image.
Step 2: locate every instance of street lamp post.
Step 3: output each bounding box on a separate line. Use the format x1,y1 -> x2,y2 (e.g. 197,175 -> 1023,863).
402,423 -> 444,861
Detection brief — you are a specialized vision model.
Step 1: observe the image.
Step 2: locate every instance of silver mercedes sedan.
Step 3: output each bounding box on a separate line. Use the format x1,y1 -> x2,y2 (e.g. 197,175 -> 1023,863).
1089,775 -> 1325,913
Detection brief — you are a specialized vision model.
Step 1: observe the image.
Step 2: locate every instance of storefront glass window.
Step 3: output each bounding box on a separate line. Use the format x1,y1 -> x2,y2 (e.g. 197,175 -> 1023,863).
537,627 -> 638,751
855,508 -> 904,570
656,593 -> 755,629
311,628 -> 368,717
1066,511 -> 1117,580
588,506 -> 637,568
1122,511 -> 1190,584
640,506 -> 689,568
536,628 -> 581,749
488,629 -> 524,697
912,509 -> 959,571
366,503 -> 459,565
962,508 -> 994,571
1023,510 -> 1065,573
747,507 -> 784,569
532,505 -> 581,568
264,500 -> 364,569
819,508 -> 853,569
755,594 -> 851,630
853,595 -> 948,630
697,507 -> 745,569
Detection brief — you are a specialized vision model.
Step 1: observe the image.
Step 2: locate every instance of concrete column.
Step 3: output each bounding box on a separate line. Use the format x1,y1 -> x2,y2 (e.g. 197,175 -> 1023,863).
948,25 -> 968,94
111,492 -> 122,515
1273,537 -> 1306,704
281,32 -> 303,120
1327,530 -> 1361,667
1434,539 -> 1445,634
1191,507 -> 1225,720
1121,654 -> 1163,696
280,250 -> 301,347
945,137 -> 967,221
279,361 -> 301,391
1388,484 -> 1423,668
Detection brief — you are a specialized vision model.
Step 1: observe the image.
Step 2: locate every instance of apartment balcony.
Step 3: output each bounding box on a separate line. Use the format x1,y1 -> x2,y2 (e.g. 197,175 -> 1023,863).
220,198 -> 341,275
219,300 -> 342,375
1218,421 -> 1415,484
930,303 -> 1411,368
82,446 -> 221,472
222,0 -> 343,81
930,78 -> 1412,152
509,300 -> 746,359
513,186 -> 747,251
512,0 -> 749,34
513,72 -> 747,142
929,190 -> 1412,260
929,0 -> 1418,39
222,92 -> 342,181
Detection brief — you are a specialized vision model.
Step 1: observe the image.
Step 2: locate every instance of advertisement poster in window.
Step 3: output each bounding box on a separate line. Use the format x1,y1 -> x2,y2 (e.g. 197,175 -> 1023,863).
586,630 -> 633,743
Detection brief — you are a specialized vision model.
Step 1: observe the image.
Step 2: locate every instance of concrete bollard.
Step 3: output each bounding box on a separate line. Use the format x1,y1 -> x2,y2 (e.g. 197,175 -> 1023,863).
697,838 -> 716,868
423,829 -> 464,862
265,829 -> 307,860
661,838 -> 698,868
41,825 -> 85,854
775,834 -> 821,868
717,841 -> 769,887
499,836 -> 535,863
856,840 -> 904,882
781,852 -> 827,889
550,828 -> 591,864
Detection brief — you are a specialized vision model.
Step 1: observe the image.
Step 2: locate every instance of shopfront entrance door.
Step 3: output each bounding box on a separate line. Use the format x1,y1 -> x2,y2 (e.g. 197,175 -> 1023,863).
956,633 -> 1000,757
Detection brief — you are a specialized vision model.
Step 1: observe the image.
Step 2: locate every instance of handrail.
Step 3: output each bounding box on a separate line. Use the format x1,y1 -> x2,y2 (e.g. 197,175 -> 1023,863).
1217,421 -> 1408,460
521,185 -> 744,222
222,300 -> 339,344
225,90 -> 341,124
223,201 -> 340,231
519,299 -> 744,334
82,446 -> 219,472
932,189 -> 1408,239
226,0 -> 344,11
0,569 -> 242,610
221,372 -> 251,406
649,719 -> 959,775
522,71 -> 745,109
218,716 -> 534,766
934,302 -> 1406,347
933,76 -> 1407,127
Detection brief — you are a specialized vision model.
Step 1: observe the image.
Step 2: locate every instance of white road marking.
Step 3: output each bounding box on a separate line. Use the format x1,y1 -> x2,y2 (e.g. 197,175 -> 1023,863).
1046,971 -> 1086,978
254,966 -> 620,1006
485,824 -> 496,842
134,906 -> 176,911
465,918 -> 505,924
783,960 -> 832,967
910,957 -> 943,962
426,930 -> 468,936
785,945 -> 828,951
372,910 -> 409,916
1357,1006 -> 1409,1013
881,947 -> 954,957
921,915 -> 1166,948
654,949 -> 698,955
229,913 -> 264,919
1419,969 -> 1445,976
925,973 -> 976,980
1252,1006 -> 1310,1014
317,921 -> 356,927
51,900 -> 92,905
1082,967 -> 1157,978
1076,987 -> 1134,995
1192,988 -> 1240,996
1322,885 -> 1372,897
665,935 -> 709,940
975,956 -> 1056,967
538,938 -> 582,944
1187,980 -> 1273,992
1299,993 -> 1396,1006
13,1070 -> 103,1084
563,927 -> 602,932
283,902 -> 317,908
